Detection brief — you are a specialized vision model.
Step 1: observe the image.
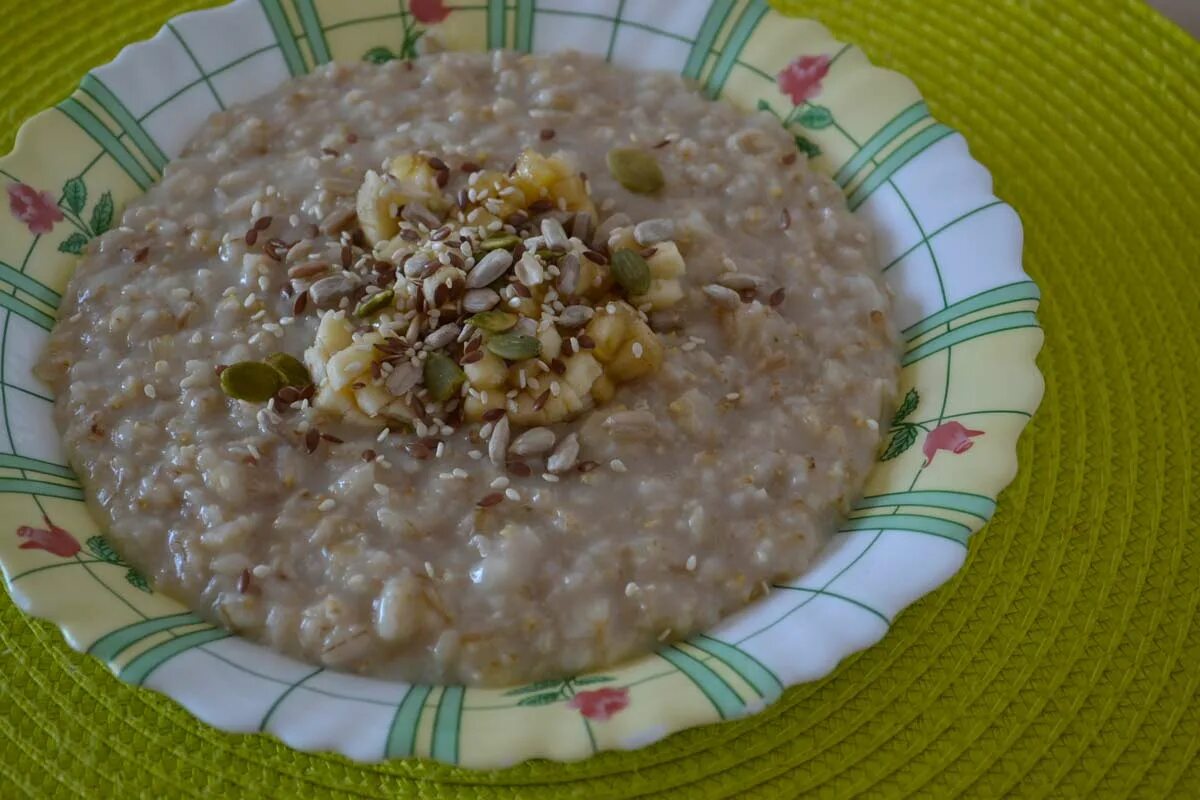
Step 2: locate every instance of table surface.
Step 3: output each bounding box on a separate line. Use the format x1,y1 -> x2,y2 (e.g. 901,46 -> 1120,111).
1150,0 -> 1200,35
1,1 -> 1198,798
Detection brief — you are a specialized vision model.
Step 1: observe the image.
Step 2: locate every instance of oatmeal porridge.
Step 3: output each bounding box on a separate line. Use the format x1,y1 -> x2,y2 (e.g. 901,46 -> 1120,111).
38,51 -> 898,686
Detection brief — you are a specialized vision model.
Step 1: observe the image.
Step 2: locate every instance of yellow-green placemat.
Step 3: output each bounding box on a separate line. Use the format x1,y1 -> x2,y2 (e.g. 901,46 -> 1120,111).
1,0 -> 1197,796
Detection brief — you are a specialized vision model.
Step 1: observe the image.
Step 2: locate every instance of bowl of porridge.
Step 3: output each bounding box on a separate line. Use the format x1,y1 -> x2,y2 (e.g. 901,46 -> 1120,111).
0,0 -> 1042,766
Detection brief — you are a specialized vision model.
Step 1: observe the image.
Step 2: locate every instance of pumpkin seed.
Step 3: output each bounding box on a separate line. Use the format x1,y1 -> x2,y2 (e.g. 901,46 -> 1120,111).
479,234 -> 521,251
486,333 -> 542,361
422,352 -> 465,401
220,361 -> 284,402
354,288 -> 394,317
468,310 -> 518,333
265,353 -> 312,387
611,248 -> 652,295
606,147 -> 664,194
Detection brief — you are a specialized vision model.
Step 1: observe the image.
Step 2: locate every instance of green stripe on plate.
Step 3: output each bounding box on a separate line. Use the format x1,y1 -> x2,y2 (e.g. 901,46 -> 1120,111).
514,0 -> 535,53
0,292 -> 54,331
904,281 -> 1041,341
57,99 -> 154,190
259,668 -> 323,731
293,0 -> 332,65
486,0 -> 506,49
258,0 -> 306,76
683,0 -> 735,80
847,123 -> 955,210
0,261 -> 59,308
0,454 -> 76,481
0,478 -> 82,501
119,627 -> 231,685
903,310 -> 1040,366
87,612 -> 204,662
430,686 -> 464,763
883,201 -> 1006,273
658,645 -> 744,719
692,635 -> 783,699
840,513 -> 973,545
78,76 -> 167,173
854,490 -> 996,520
834,101 -> 928,187
703,0 -> 769,99
385,684 -> 433,758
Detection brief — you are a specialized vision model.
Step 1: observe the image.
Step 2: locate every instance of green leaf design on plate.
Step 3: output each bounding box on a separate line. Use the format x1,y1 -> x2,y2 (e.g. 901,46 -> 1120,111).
363,46 -> 396,64
57,232 -> 89,255
86,535 -> 123,565
124,569 -> 151,593
62,177 -> 86,215
504,679 -> 564,696
517,691 -> 563,707
797,105 -> 834,129
793,134 -> 822,159
90,191 -> 114,235
880,424 -> 919,461
891,388 -> 920,426
572,675 -> 615,686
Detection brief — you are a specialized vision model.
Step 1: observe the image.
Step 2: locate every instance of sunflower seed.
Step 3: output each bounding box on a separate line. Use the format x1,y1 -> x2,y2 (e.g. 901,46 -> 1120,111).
466,248 -> 513,288
593,212 -> 631,250
403,252 -> 436,279
308,272 -> 362,308
716,272 -> 764,291
546,432 -> 579,474
386,362 -> 421,395
488,415 -> 510,466
509,426 -> 555,456
540,217 -> 569,250
400,202 -> 440,229
514,252 -> 544,286
287,261 -> 333,280
462,288 -> 500,313
557,253 -> 580,296
422,323 -> 460,350
570,212 -> 593,243
633,218 -> 675,246
703,284 -> 742,310
556,305 -> 594,328
319,203 -> 357,235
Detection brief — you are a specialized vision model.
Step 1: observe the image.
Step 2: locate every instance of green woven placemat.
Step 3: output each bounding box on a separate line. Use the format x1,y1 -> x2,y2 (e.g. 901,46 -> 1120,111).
1,1 -> 1197,797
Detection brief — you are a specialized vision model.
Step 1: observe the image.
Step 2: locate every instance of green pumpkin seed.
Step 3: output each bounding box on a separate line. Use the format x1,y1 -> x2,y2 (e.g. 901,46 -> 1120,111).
479,234 -> 521,251
354,288 -> 395,318
468,310 -> 518,333
606,148 -> 664,194
220,361 -> 284,402
423,352 -> 465,402
486,333 -> 542,361
265,353 -> 312,387
611,248 -> 652,295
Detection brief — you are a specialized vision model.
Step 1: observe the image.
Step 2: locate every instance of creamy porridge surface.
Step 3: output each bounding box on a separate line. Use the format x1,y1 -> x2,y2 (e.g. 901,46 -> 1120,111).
39,51 -> 898,685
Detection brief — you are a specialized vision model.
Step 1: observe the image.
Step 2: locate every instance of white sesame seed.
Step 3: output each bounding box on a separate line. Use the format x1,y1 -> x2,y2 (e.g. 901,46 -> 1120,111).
143,384 -> 157,399
438,472 -> 454,480
549,381 -> 560,397
247,444 -> 262,460
726,392 -> 740,401
317,498 -> 336,511
542,473 -> 560,483
374,483 -> 389,495
490,476 -> 510,489
435,441 -> 446,458
686,555 -> 697,571
632,342 -> 644,358
468,450 -> 483,460
624,582 -> 639,597
452,468 -> 469,479
425,561 -> 436,578
610,458 -> 628,473
243,293 -> 256,308
377,427 -> 390,442
505,487 -> 521,502
252,564 -> 271,578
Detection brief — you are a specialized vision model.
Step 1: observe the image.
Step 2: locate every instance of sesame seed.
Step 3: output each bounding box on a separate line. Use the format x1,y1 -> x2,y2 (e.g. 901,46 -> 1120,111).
624,582 -> 639,597
632,342 -> 644,358
686,555 -> 697,571
425,561 -> 436,578
373,483 -> 389,495
504,487 -> 521,502
317,498 -> 336,511
610,458 -> 628,473
143,384 -> 157,399
452,468 -> 469,479
542,473 -> 560,483
252,564 -> 271,578
490,476 -> 510,489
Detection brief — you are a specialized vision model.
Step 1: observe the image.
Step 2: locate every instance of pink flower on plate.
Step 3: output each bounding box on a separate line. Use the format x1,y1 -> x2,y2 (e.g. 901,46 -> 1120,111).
410,0 -> 451,24
922,422 -> 985,466
776,54 -> 831,105
17,517 -> 81,558
8,182 -> 63,235
568,687 -> 630,721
